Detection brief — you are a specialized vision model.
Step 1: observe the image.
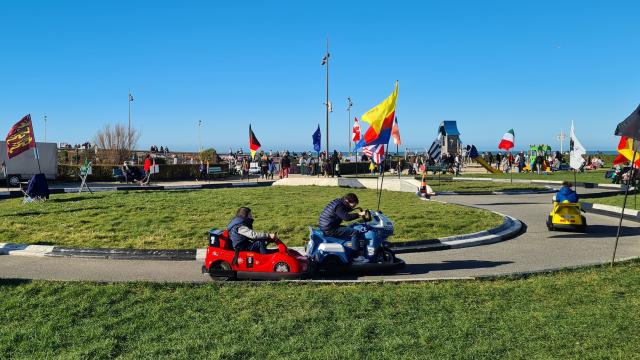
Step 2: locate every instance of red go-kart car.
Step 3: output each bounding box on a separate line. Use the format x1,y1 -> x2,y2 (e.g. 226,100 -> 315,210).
202,229 -> 310,280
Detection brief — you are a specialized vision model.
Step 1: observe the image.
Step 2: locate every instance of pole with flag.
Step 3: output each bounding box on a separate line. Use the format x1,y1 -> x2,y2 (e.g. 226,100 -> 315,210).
352,117 -> 361,178
392,117 -> 402,180
611,104 -> 640,265
313,124 -> 321,177
249,124 -> 261,161
6,114 -> 40,173
569,121 -> 587,195
498,129 -> 515,183
355,81 -> 399,209
347,97 -> 353,155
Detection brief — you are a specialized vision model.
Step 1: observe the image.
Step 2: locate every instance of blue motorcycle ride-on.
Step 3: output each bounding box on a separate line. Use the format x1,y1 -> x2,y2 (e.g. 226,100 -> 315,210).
305,209 -> 406,274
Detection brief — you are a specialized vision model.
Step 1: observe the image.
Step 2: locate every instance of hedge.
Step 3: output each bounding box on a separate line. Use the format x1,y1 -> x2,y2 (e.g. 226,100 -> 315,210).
56,163 -> 229,182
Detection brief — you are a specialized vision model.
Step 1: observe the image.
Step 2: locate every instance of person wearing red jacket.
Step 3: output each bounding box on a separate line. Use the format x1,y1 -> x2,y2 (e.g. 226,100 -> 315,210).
141,154 -> 152,185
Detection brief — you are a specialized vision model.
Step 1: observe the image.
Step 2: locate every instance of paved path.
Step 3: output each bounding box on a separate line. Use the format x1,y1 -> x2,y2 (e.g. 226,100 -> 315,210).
1,191 -> 638,282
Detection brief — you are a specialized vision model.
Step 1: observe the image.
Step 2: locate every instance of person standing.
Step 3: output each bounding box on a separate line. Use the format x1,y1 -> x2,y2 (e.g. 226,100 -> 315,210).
281,151 -> 291,178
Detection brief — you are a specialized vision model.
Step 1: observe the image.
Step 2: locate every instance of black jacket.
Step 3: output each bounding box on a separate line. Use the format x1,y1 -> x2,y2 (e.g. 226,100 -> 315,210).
319,198 -> 359,231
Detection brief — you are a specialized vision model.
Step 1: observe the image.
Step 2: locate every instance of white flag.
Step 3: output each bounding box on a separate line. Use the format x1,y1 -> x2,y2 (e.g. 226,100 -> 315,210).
569,121 -> 586,170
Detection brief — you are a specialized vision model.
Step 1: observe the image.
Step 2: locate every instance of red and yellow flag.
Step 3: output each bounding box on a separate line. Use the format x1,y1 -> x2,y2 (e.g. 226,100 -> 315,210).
249,125 -> 261,159
6,114 -> 36,159
614,136 -> 640,167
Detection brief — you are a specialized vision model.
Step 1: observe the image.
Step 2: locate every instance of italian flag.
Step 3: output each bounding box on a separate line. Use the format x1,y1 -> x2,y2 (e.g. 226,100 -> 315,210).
498,129 -> 515,151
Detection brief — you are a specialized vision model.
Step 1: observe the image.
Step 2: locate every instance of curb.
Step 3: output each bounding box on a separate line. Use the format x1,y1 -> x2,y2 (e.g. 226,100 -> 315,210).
1,205 -> 523,261
1,181 -> 274,199
582,202 -> 640,222
453,177 -> 627,190
435,188 -> 556,196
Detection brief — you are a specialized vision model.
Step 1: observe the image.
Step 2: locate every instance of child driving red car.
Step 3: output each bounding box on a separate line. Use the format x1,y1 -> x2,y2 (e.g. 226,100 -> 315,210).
227,207 -> 276,254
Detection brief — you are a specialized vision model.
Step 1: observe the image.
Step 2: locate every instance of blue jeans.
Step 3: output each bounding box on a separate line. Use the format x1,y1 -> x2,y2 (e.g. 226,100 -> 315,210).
324,227 -> 363,253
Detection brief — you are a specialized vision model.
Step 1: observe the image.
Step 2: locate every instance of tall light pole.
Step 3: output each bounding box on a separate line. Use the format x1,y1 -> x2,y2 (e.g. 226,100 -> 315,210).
347,97 -> 353,154
198,120 -> 203,153
557,129 -> 566,153
321,39 -> 330,155
44,115 -> 47,143
128,90 -> 134,151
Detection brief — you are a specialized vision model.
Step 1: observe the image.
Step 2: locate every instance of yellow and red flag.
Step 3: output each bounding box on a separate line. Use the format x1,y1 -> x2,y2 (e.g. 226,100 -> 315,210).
613,136 -> 640,167
249,125 -> 261,159
356,81 -> 398,148
6,114 -> 36,159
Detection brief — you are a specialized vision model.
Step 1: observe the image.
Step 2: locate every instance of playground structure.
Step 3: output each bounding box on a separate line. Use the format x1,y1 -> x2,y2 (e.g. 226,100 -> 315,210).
438,121 -> 461,157
468,145 -> 502,174
524,144 -> 553,172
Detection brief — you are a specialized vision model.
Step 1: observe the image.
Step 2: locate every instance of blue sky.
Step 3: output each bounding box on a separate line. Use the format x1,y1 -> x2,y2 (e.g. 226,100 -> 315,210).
1,1 -> 639,152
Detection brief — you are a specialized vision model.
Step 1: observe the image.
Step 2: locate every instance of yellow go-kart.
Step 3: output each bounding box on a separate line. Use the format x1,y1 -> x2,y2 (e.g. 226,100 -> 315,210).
546,201 -> 587,232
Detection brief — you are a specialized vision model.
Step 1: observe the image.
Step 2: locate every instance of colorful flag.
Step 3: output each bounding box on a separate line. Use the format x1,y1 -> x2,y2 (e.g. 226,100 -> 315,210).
427,134 -> 442,161
356,82 -> 398,148
312,124 -> 321,152
613,136 -> 640,167
352,117 -> 361,142
615,104 -> 640,140
498,129 -> 515,151
391,117 -> 401,145
569,121 -> 586,170
249,125 -> 261,159
362,144 -> 385,164
6,114 -> 36,159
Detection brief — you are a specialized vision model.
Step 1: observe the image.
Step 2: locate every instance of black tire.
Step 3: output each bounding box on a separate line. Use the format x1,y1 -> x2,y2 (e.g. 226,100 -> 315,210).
274,262 -> 290,273
579,216 -> 588,232
546,216 -> 554,231
8,175 -> 20,187
209,261 -> 234,281
320,256 -> 344,272
374,247 -> 396,264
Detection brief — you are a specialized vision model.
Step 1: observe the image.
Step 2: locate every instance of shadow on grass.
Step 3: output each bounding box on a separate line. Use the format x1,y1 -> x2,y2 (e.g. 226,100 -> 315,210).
475,202 -> 544,206
0,206 -> 107,217
0,278 -> 32,286
48,196 -> 105,203
548,224 -> 640,239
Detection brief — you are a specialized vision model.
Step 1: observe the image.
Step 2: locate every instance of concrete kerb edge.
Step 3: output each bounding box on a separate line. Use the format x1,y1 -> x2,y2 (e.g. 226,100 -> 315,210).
1,179 -> 524,260
582,202 -> 640,222
452,176 -> 626,190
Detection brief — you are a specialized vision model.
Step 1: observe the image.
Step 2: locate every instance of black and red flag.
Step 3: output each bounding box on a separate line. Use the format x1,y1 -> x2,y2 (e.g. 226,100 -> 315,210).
249,125 -> 261,159
6,114 -> 36,159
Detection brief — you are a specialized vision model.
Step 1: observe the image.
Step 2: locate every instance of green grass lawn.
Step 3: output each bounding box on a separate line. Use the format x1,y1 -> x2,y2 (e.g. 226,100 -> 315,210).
0,186 -> 502,249
1,261 -> 639,359
459,169 -> 610,184
587,191 -> 640,210
429,181 -> 545,192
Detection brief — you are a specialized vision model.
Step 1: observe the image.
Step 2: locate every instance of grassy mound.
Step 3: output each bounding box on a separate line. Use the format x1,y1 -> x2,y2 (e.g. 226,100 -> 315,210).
1,261 -> 638,358
0,186 -> 502,249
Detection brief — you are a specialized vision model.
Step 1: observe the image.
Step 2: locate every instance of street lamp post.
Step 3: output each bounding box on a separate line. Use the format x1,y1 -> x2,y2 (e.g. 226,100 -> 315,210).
44,115 -> 47,142
557,130 -> 566,153
321,39 -> 330,156
198,120 -> 203,153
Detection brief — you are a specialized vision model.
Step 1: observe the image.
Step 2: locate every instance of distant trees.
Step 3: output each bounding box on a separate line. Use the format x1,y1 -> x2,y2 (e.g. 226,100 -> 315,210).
200,148 -> 218,163
94,124 -> 141,164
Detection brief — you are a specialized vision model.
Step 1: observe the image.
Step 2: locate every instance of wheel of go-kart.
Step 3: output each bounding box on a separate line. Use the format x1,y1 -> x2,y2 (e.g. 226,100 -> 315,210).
374,247 -> 396,264
209,261 -> 235,281
579,216 -> 588,232
546,216 -> 554,231
320,256 -> 345,272
274,262 -> 290,272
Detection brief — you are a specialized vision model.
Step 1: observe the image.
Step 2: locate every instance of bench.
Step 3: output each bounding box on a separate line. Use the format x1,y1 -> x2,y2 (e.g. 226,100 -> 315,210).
207,166 -> 228,179
425,165 -> 447,174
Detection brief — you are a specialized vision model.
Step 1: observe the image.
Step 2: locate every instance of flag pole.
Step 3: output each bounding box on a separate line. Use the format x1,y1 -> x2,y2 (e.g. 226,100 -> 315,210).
33,142 -> 42,174
611,147 -> 637,266
377,158 -> 385,211
397,143 -> 400,181
325,39 -> 330,160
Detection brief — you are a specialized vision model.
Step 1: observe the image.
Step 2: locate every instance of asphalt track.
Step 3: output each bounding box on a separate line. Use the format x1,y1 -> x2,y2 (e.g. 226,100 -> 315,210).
1,190 -> 639,282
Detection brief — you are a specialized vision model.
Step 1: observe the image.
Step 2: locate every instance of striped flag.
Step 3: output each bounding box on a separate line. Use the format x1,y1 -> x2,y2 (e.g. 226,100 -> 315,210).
427,135 -> 442,161
249,125 -> 261,160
